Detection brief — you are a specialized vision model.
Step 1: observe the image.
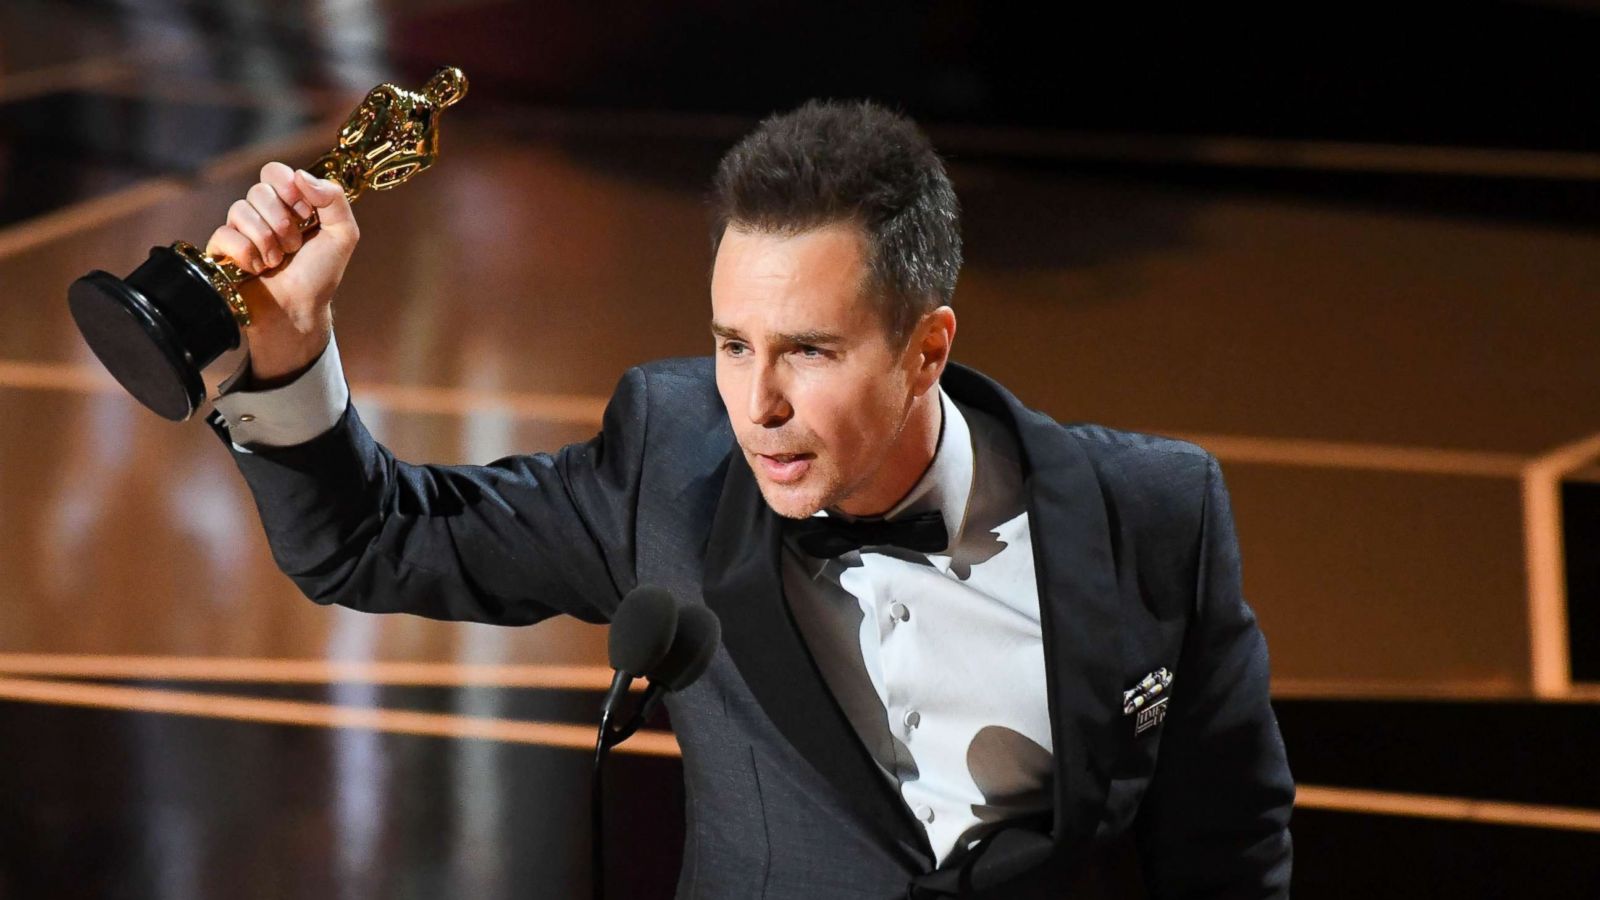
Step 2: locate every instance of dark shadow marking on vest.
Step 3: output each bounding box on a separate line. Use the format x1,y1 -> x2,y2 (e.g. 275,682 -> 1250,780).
966,725 -> 1054,827
891,734 -> 922,785
949,528 -> 1008,581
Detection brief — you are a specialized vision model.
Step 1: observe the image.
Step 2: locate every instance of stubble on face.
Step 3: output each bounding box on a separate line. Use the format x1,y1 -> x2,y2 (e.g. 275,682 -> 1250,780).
748,400 -> 911,520
711,224 -> 921,520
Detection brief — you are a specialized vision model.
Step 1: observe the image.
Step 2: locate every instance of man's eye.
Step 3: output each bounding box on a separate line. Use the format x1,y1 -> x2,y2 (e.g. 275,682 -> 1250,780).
796,346 -> 826,359
720,342 -> 747,356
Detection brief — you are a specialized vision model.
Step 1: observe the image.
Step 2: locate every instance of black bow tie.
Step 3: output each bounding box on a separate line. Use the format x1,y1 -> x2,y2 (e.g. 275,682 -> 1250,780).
788,510 -> 949,559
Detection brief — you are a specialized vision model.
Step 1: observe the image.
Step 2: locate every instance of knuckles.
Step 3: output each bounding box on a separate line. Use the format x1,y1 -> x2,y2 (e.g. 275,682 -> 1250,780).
246,182 -> 279,207
207,227 -> 257,266
215,170 -> 362,278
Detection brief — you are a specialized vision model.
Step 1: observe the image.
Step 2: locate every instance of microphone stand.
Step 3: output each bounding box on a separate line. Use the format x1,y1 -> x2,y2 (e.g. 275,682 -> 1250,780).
607,686 -> 665,744
592,700 -> 627,900
590,585 -> 708,900
592,688 -> 667,900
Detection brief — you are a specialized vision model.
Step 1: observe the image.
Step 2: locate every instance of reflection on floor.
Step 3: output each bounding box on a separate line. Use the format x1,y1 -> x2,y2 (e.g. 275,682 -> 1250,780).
3,694 -> 1596,897
0,693 -> 684,899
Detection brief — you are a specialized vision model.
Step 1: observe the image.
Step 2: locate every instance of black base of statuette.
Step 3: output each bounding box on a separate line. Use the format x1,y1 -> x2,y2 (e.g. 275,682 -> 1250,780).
67,245 -> 242,422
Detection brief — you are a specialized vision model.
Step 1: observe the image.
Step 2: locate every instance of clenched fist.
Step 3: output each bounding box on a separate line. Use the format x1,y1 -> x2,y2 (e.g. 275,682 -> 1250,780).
206,161 -> 360,387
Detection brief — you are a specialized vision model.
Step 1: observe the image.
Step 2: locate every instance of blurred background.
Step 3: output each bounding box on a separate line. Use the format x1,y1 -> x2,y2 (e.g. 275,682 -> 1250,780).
0,0 -> 1596,896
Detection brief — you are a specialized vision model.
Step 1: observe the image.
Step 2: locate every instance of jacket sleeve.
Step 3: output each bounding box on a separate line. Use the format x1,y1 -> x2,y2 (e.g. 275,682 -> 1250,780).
1135,455 -> 1295,898
208,366 -> 652,625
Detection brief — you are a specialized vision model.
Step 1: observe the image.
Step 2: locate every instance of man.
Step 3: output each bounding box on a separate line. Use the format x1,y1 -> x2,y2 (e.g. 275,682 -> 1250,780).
204,100 -> 1293,898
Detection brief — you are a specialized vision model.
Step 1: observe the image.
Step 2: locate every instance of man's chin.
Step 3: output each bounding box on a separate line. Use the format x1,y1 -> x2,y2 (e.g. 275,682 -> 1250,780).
752,478 -> 825,520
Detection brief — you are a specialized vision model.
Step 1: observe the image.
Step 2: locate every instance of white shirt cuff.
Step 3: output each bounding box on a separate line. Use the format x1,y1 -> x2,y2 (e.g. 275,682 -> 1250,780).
212,334 -> 350,448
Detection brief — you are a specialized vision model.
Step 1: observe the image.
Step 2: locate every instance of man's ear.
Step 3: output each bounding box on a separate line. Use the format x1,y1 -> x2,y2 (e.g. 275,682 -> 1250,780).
909,306 -> 957,393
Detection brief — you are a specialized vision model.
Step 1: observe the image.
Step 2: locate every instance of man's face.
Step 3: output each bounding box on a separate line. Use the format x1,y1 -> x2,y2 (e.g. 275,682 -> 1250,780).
711,223 -> 920,519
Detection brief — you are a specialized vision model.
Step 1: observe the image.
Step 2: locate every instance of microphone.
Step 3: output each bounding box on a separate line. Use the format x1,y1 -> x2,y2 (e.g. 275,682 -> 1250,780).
608,603 -> 721,743
598,585 -> 679,739
591,590 -> 721,900
592,585 -> 692,900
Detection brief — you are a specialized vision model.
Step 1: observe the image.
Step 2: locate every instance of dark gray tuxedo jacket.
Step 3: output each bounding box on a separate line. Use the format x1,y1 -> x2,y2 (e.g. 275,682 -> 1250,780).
209,357 -> 1293,899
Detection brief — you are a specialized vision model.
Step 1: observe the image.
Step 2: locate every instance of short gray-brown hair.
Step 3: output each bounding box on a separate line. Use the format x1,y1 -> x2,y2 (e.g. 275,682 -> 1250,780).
710,99 -> 962,343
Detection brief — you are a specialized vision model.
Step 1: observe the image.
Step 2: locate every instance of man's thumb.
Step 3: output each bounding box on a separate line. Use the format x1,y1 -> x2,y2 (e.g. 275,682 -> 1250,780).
295,169 -> 356,230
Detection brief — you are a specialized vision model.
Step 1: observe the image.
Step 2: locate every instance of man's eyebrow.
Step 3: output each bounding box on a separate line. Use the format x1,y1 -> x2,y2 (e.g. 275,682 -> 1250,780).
776,329 -> 844,346
709,323 -> 844,346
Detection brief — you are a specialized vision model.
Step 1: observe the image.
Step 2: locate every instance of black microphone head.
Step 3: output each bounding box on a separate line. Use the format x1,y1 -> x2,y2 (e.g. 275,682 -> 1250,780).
650,603 -> 721,692
608,586 -> 679,676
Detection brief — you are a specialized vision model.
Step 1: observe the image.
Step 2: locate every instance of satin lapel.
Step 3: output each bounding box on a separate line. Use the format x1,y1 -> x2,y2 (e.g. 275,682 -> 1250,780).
942,364 -> 1124,857
701,447 -> 933,865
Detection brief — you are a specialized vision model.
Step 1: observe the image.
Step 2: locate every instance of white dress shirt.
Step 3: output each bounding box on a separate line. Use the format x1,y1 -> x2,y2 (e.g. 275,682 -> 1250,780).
212,343 -> 1055,865
783,388 -> 1052,866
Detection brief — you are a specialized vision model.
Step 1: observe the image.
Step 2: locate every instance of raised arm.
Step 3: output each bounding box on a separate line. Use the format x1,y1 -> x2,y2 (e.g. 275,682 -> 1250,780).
202,162 -> 645,625
207,364 -> 648,625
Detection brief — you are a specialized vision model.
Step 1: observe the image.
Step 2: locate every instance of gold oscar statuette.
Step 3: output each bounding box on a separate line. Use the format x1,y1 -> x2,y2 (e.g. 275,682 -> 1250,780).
67,66 -> 469,421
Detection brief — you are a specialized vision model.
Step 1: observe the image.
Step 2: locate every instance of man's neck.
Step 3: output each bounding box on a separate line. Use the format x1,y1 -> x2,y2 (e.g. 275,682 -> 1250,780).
834,387 -> 943,518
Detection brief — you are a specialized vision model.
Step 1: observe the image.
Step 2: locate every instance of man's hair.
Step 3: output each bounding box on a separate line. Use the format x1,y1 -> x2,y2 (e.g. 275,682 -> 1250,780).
710,99 -> 962,344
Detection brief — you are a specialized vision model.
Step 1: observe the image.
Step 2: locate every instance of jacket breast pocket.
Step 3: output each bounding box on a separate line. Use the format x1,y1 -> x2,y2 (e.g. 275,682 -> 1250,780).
1099,738 -> 1163,842
1094,665 -> 1175,838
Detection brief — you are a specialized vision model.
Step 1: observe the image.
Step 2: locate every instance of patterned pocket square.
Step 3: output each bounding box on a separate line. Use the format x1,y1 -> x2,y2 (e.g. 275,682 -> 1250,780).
1123,668 -> 1173,736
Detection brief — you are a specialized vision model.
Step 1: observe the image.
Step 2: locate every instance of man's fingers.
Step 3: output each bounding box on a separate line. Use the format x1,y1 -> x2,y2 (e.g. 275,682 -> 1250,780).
226,199 -> 284,269
205,225 -> 263,274
260,162 -> 316,226
246,182 -> 301,256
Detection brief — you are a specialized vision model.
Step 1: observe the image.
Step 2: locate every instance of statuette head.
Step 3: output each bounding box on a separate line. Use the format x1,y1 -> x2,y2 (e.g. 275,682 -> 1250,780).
311,66 -> 469,199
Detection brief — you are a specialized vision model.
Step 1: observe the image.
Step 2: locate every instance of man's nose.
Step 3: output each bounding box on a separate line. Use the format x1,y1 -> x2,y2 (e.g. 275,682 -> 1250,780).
747,364 -> 792,426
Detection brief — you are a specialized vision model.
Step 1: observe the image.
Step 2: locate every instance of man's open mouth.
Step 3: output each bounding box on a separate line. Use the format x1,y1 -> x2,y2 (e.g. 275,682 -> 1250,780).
754,452 -> 814,483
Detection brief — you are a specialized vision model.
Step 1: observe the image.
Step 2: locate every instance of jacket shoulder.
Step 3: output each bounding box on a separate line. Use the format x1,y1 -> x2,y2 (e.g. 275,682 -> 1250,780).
635,355 -> 716,383
948,362 -> 1215,503
621,356 -> 733,463
628,357 -> 726,426
1065,422 -> 1214,473
1062,422 -> 1218,552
